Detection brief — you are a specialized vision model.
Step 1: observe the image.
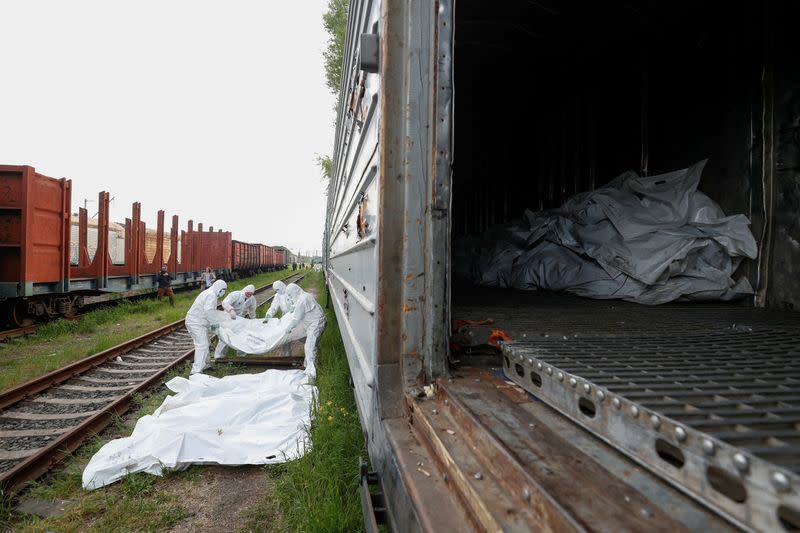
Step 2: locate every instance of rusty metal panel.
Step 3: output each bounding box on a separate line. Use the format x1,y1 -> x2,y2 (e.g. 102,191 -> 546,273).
0,166 -> 71,297
324,0 -> 454,529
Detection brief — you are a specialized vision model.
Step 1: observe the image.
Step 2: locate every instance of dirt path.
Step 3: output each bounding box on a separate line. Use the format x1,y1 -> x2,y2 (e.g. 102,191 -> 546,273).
162,465 -> 286,533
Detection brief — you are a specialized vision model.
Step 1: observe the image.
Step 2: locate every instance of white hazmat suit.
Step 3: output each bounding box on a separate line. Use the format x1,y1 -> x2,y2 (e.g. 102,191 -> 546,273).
264,280 -> 291,319
283,283 -> 326,379
214,284 -> 257,359
264,279 -> 296,356
186,280 -> 227,374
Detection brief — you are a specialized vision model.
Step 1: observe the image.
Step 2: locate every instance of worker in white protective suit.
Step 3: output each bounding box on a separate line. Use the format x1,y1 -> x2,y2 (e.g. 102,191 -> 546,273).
214,284 -> 257,360
186,279 -> 227,374
283,283 -> 326,379
264,280 -> 292,320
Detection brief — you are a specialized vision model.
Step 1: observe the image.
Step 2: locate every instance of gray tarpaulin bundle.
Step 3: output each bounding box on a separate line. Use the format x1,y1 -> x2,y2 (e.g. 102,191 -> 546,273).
454,160 -> 758,305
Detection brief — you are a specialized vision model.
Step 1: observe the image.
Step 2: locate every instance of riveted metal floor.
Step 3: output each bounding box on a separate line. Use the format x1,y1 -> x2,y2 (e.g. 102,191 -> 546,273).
452,286 -> 800,532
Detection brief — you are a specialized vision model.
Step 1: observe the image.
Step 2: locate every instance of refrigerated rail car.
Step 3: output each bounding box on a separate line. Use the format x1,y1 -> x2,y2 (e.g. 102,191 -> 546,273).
325,1 -> 800,532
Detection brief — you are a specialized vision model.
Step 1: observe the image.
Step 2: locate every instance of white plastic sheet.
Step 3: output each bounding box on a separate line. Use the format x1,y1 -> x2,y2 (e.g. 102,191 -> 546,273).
454,161 -> 759,305
82,370 -> 315,489
216,313 -> 307,355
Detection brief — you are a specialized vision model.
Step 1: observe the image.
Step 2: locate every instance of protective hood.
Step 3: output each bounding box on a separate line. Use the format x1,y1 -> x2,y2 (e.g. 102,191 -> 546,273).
211,279 -> 228,297
273,280 -> 286,294
287,283 -> 315,313
286,283 -> 302,302
243,284 -> 255,296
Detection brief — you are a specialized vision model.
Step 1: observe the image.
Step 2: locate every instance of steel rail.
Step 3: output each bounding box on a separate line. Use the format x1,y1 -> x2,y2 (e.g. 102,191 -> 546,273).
0,272 -> 306,493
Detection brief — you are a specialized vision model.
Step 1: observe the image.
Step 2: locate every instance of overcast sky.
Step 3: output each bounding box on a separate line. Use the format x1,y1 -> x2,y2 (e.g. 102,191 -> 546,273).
0,1 -> 335,257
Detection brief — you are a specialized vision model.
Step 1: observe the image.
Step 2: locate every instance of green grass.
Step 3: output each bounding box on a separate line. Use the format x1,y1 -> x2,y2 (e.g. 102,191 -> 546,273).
0,268 -> 296,392
247,270 -> 367,533
1,269 -> 366,533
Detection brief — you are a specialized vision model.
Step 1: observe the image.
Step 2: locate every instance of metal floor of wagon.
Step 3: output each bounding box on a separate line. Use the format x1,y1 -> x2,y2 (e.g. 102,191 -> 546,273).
450,286 -> 800,532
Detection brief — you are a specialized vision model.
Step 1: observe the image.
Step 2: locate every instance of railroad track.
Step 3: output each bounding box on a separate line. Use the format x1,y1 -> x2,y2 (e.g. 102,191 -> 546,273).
0,272 -> 305,493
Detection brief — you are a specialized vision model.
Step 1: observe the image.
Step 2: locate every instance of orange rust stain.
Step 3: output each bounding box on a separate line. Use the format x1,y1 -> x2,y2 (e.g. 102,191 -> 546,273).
488,329 -> 512,346
403,303 -> 418,313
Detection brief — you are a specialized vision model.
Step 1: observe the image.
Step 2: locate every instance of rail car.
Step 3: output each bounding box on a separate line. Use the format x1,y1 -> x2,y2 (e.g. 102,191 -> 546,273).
0,165 -> 288,326
230,240 -> 287,277
325,1 -> 800,532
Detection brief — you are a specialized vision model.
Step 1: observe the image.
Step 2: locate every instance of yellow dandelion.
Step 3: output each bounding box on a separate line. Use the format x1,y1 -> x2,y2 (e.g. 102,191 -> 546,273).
327,415 -> 334,422
326,400 -> 333,406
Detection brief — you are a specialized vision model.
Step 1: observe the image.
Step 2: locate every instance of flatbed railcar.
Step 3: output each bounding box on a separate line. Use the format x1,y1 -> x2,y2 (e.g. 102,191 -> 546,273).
0,165 -> 287,326
325,1 -> 800,532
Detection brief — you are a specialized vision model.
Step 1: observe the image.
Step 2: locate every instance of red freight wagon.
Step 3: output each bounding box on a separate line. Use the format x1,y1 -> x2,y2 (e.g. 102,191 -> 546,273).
0,165 -> 71,298
1,165 -> 235,325
265,245 -> 275,270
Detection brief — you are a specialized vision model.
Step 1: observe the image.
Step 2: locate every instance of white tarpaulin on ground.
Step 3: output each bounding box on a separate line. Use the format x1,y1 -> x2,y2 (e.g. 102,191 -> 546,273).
82,370 -> 315,489
216,314 -> 307,355
454,160 -> 759,305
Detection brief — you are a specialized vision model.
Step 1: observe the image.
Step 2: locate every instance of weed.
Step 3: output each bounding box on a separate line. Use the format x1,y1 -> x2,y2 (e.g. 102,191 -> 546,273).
256,270 -> 367,533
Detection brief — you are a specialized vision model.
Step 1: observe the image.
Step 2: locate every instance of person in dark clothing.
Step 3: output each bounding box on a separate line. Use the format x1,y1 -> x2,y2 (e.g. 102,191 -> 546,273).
156,265 -> 175,307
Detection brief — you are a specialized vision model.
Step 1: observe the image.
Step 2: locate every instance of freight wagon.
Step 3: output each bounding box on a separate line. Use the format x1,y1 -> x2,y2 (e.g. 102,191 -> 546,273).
325,1 -> 800,531
0,165 -> 237,325
230,240 -> 285,277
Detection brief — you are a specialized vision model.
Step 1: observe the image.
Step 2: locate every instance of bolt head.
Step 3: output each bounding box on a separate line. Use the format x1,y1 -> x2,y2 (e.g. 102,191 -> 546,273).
702,439 -> 716,456
536,362 -> 543,370
557,372 -> 564,381
596,390 -> 605,402
733,453 -> 749,473
518,354 -> 524,362
650,415 -> 661,429
612,398 -> 621,409
546,367 -> 553,375
772,472 -> 791,493
583,383 -> 591,394
473,472 -> 483,480
569,377 -> 577,388
527,358 -> 534,366
675,427 -> 687,442
630,406 -> 640,417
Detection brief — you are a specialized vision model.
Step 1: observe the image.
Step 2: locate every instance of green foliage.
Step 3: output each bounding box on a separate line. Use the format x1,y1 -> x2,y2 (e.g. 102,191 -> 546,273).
265,270 -> 367,533
322,0 -> 350,95
315,154 -> 334,181
319,0 -> 350,185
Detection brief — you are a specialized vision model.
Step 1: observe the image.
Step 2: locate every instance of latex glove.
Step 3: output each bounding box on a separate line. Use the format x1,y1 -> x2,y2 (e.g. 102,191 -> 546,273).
229,309 -> 237,319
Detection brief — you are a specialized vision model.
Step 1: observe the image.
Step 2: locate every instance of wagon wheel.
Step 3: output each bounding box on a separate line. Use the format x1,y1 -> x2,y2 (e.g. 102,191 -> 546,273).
8,301 -> 34,328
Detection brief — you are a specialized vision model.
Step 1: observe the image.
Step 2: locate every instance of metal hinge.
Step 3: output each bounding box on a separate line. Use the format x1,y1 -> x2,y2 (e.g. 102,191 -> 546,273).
359,458 -> 388,532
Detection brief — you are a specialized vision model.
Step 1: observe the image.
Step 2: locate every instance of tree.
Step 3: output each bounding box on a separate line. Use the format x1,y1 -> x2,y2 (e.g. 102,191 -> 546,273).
318,0 -> 349,182
315,154 -> 333,181
322,0 -> 350,95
